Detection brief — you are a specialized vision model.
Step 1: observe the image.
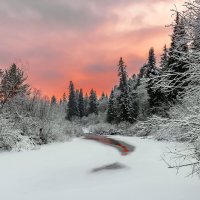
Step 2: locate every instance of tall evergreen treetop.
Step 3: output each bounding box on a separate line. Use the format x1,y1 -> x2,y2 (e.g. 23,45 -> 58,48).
78,88 -> 85,118
0,63 -> 29,105
63,92 -> 67,102
160,44 -> 168,71
193,15 -> 200,50
67,81 -> 79,120
107,89 -> 116,123
98,91 -> 109,113
165,12 -> 189,101
89,89 -> 98,115
117,57 -> 133,123
100,92 -> 105,100
168,12 -> 188,70
51,95 -> 57,105
84,92 -> 89,116
148,47 -> 156,68
118,57 -> 128,91
146,47 -> 158,78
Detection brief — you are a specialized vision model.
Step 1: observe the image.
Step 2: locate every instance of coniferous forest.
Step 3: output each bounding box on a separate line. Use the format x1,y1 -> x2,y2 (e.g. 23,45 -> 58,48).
0,0 -> 200,176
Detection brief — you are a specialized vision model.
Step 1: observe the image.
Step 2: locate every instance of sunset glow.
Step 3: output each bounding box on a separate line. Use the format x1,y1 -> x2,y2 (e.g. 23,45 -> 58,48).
0,0 -> 185,98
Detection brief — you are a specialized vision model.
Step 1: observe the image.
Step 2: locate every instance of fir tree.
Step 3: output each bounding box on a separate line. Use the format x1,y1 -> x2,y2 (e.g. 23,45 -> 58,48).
98,91 -> 108,112
107,89 -> 116,123
0,68 -> 3,77
160,44 -> 168,71
136,63 -> 148,87
117,57 -> 133,123
89,89 -> 98,115
0,63 -> 29,107
167,13 -> 189,101
128,74 -> 138,120
51,95 -> 57,106
145,48 -> 165,116
67,81 -> 79,120
0,69 -> 3,102
146,47 -> 157,78
192,15 -> 200,50
63,93 -> 67,102
84,93 -> 89,116
78,88 -> 85,118
101,92 -> 105,99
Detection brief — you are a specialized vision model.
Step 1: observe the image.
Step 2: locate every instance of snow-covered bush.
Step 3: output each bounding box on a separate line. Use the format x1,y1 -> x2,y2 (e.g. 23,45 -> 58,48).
0,115 -> 36,151
80,113 -> 106,126
44,120 -> 83,140
87,123 -> 122,135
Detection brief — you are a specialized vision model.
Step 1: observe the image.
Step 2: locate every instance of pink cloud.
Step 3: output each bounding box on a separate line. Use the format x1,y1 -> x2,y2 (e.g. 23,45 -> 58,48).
0,0 -> 185,98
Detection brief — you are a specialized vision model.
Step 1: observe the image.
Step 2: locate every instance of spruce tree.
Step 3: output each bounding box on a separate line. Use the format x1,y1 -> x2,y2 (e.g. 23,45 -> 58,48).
145,48 -> 165,115
160,45 -> 168,71
51,95 -> 57,106
98,91 -> 109,112
67,81 -> 79,120
0,68 -> 3,78
117,57 -> 133,123
84,93 -> 89,116
89,89 -> 98,115
0,63 -> 29,106
0,69 -> 3,102
136,63 -> 148,87
167,13 -> 189,101
128,74 -> 138,120
146,47 -> 157,78
101,92 -> 105,99
63,93 -> 67,102
107,89 -> 116,123
78,88 -> 85,118
192,15 -> 200,50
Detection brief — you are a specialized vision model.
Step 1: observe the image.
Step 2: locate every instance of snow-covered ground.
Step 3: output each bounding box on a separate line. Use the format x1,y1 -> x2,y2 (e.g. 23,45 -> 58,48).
0,136 -> 199,200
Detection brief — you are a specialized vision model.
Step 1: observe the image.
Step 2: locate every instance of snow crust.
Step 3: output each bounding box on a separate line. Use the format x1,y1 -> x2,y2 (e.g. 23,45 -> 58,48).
0,137 -> 199,200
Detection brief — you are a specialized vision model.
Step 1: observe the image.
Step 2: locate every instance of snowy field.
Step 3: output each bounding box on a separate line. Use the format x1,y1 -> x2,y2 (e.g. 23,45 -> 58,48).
0,136 -> 200,200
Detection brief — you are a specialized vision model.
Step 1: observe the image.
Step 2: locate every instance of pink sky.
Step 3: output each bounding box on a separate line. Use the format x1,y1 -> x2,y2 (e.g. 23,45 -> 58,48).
0,0 -> 185,98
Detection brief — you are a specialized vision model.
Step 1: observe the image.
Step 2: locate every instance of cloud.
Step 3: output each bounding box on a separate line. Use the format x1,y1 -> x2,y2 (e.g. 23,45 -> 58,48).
0,0 -> 185,97
0,0 -> 116,30
0,0 -> 182,31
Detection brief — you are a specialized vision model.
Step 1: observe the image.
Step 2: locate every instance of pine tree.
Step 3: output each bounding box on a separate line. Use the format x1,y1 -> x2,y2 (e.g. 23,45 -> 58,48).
51,95 -> 57,106
107,89 -> 116,123
146,47 -> 157,78
75,89 -> 79,100
98,91 -> 108,112
101,92 -> 105,99
0,63 -> 29,106
166,13 -> 189,101
160,44 -> 168,71
78,88 -> 85,118
128,74 -> 138,120
0,68 -> 3,77
192,14 -> 200,50
136,63 -> 148,87
67,81 -> 79,120
63,93 -> 67,102
145,48 -> 165,115
0,69 -> 3,102
117,57 -> 133,123
84,93 -> 89,116
89,89 -> 98,115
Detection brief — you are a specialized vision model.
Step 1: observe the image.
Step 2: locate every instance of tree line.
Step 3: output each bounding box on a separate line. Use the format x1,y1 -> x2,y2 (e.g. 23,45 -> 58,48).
1,2 -> 200,127
106,11 -> 192,124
